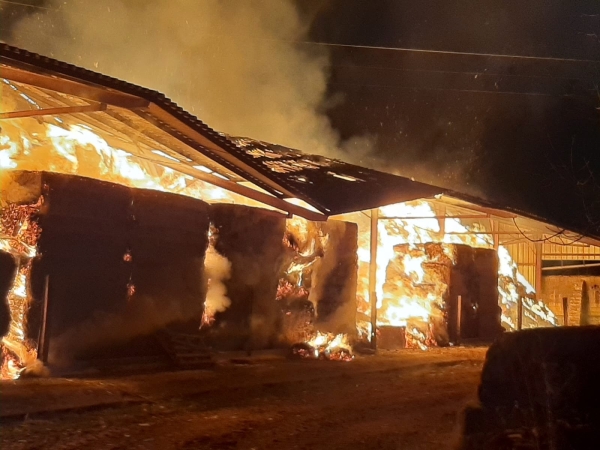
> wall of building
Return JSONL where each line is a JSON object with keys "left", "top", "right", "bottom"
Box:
{"left": 542, "top": 242, "right": 600, "bottom": 261}
{"left": 542, "top": 276, "right": 600, "bottom": 326}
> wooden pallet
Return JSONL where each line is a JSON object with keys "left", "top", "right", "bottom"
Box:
{"left": 156, "top": 331, "right": 213, "bottom": 369}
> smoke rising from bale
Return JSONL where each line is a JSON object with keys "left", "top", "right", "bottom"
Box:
{"left": 203, "top": 245, "right": 232, "bottom": 319}
{"left": 10, "top": 0, "right": 372, "bottom": 162}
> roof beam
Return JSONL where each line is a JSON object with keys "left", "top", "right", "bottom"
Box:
{"left": 543, "top": 262, "right": 600, "bottom": 271}
{"left": 542, "top": 253, "right": 600, "bottom": 257}
{"left": 0, "top": 103, "right": 106, "bottom": 120}
{"left": 103, "top": 108, "right": 242, "bottom": 181}
{"left": 379, "top": 214, "right": 490, "bottom": 220}
{"left": 94, "top": 132, "right": 327, "bottom": 221}
{"left": 141, "top": 157, "right": 328, "bottom": 222}
{"left": 445, "top": 231, "right": 537, "bottom": 235}
{"left": 143, "top": 104, "right": 301, "bottom": 200}
{"left": 0, "top": 64, "right": 149, "bottom": 109}
{"left": 87, "top": 107, "right": 302, "bottom": 210}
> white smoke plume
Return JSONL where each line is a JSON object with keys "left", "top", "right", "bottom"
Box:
{"left": 203, "top": 245, "right": 232, "bottom": 320}
{"left": 10, "top": 0, "right": 373, "bottom": 161}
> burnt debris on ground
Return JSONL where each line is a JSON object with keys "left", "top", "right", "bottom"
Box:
{"left": 0, "top": 348, "right": 485, "bottom": 450}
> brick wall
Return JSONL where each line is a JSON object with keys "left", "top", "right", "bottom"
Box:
{"left": 542, "top": 276, "right": 600, "bottom": 325}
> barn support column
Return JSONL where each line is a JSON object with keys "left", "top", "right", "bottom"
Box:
{"left": 535, "top": 241, "right": 543, "bottom": 300}
{"left": 369, "top": 208, "right": 379, "bottom": 350}
{"left": 490, "top": 219, "right": 499, "bottom": 251}
{"left": 37, "top": 275, "right": 51, "bottom": 364}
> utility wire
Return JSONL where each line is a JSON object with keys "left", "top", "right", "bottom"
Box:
{"left": 1, "top": 0, "right": 599, "bottom": 64}
{"left": 329, "top": 63, "right": 599, "bottom": 83}
{"left": 327, "top": 81, "right": 594, "bottom": 98}
{"left": 298, "top": 40, "right": 600, "bottom": 65}
{"left": 0, "top": 0, "right": 53, "bottom": 11}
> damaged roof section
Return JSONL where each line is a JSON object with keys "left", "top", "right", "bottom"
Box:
{"left": 229, "top": 136, "right": 443, "bottom": 215}
{"left": 0, "top": 43, "right": 443, "bottom": 217}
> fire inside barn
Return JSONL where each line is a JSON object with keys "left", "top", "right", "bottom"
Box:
{"left": 1, "top": 44, "right": 600, "bottom": 379}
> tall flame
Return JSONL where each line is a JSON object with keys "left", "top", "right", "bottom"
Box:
{"left": 0, "top": 200, "right": 43, "bottom": 379}
{"left": 0, "top": 118, "right": 270, "bottom": 207}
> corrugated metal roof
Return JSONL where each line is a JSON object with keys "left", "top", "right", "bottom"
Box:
{"left": 228, "top": 136, "right": 442, "bottom": 214}
{"left": 0, "top": 43, "right": 443, "bottom": 216}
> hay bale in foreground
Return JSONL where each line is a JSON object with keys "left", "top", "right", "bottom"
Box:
{"left": 461, "top": 326, "right": 600, "bottom": 449}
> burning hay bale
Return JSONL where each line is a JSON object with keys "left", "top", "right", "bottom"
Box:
{"left": 280, "top": 298, "right": 315, "bottom": 345}
{"left": 206, "top": 204, "right": 286, "bottom": 351}
{"left": 0, "top": 252, "right": 16, "bottom": 338}
{"left": 279, "top": 218, "right": 358, "bottom": 344}
{"left": 0, "top": 180, "right": 44, "bottom": 379}
{"left": 378, "top": 243, "right": 501, "bottom": 349}
{"left": 497, "top": 246, "right": 557, "bottom": 330}
{"left": 379, "top": 243, "right": 450, "bottom": 348}
{"left": 278, "top": 218, "right": 357, "bottom": 360}
{"left": 405, "top": 320, "right": 439, "bottom": 350}
{"left": 310, "top": 220, "right": 358, "bottom": 336}
{"left": 44, "top": 176, "right": 210, "bottom": 364}
{"left": 277, "top": 219, "right": 321, "bottom": 345}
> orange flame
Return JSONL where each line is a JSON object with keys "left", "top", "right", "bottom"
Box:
{"left": 352, "top": 199, "right": 556, "bottom": 349}
{"left": 0, "top": 199, "right": 43, "bottom": 379}
{"left": 295, "top": 331, "right": 353, "bottom": 361}
{"left": 0, "top": 118, "right": 273, "bottom": 208}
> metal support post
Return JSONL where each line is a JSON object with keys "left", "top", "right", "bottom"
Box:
{"left": 37, "top": 275, "right": 51, "bottom": 364}
{"left": 369, "top": 208, "right": 379, "bottom": 350}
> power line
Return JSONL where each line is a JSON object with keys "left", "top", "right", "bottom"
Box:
{"left": 327, "top": 81, "right": 596, "bottom": 98}
{"left": 0, "top": 0, "right": 53, "bottom": 11}
{"left": 1, "top": 0, "right": 598, "bottom": 64}
{"left": 329, "top": 63, "right": 599, "bottom": 83}
{"left": 298, "top": 40, "right": 600, "bottom": 65}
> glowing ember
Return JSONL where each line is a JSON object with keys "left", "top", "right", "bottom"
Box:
{"left": 292, "top": 332, "right": 353, "bottom": 361}
{"left": 0, "top": 200, "right": 43, "bottom": 379}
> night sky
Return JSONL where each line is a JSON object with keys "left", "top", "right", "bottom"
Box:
{"left": 1, "top": 0, "right": 599, "bottom": 231}
{"left": 306, "top": 0, "right": 600, "bottom": 231}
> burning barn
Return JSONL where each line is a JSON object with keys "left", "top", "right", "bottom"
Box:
{"left": 1, "top": 44, "right": 600, "bottom": 378}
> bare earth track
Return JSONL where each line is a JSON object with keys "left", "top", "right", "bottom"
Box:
{"left": 0, "top": 348, "right": 486, "bottom": 450}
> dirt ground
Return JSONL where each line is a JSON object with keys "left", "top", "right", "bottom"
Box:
{"left": 0, "top": 347, "right": 487, "bottom": 450}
